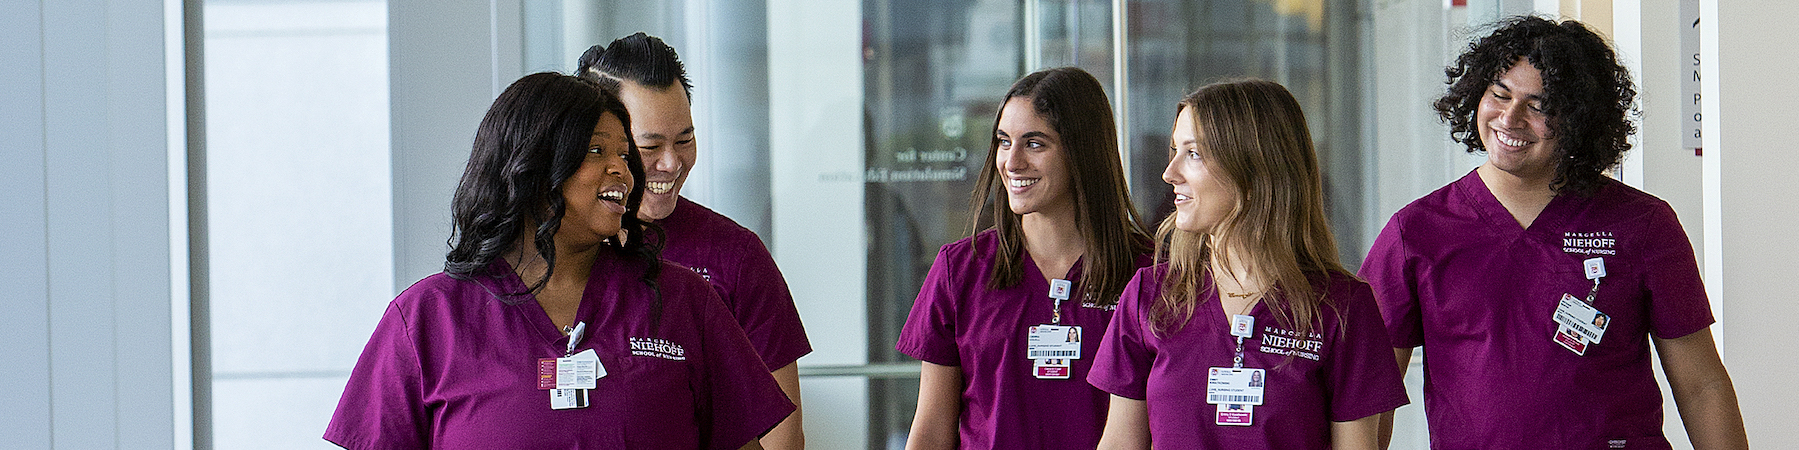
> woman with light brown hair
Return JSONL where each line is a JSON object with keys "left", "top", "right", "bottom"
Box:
{"left": 1089, "top": 79, "right": 1406, "bottom": 450}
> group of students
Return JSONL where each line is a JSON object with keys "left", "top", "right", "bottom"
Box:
{"left": 324, "top": 15, "right": 1749, "bottom": 450}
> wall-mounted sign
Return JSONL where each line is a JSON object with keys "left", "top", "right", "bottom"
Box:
{"left": 1681, "top": 0, "right": 1702, "bottom": 155}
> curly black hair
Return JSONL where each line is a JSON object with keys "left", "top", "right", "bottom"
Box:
{"left": 1434, "top": 15, "right": 1637, "bottom": 196}
{"left": 444, "top": 72, "right": 662, "bottom": 309}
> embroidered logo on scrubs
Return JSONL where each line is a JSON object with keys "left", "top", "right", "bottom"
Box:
{"left": 629, "top": 337, "right": 687, "bottom": 361}
{"left": 689, "top": 266, "right": 713, "bottom": 282}
{"left": 1258, "top": 326, "right": 1324, "bottom": 361}
{"left": 1563, "top": 231, "right": 1617, "bottom": 256}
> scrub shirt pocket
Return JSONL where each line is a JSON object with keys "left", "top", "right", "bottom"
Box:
{"left": 618, "top": 355, "right": 701, "bottom": 448}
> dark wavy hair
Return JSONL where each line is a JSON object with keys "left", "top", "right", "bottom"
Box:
{"left": 443, "top": 72, "right": 661, "bottom": 305}
{"left": 1434, "top": 15, "right": 1637, "bottom": 195}
{"left": 576, "top": 32, "right": 692, "bottom": 99}
{"left": 971, "top": 67, "right": 1153, "bottom": 306}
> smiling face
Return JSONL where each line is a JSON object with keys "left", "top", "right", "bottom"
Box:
{"left": 1477, "top": 59, "right": 1561, "bottom": 183}
{"left": 615, "top": 80, "right": 695, "bottom": 221}
{"left": 994, "top": 97, "right": 1074, "bottom": 220}
{"left": 1163, "top": 106, "right": 1238, "bottom": 234}
{"left": 558, "top": 112, "right": 635, "bottom": 247}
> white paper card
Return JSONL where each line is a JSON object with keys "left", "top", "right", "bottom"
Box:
{"left": 556, "top": 348, "right": 604, "bottom": 389}
{"left": 1026, "top": 325, "right": 1082, "bottom": 360}
{"left": 1206, "top": 367, "right": 1266, "bottom": 405}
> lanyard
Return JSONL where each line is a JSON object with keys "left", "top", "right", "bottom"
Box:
{"left": 1581, "top": 257, "right": 1607, "bottom": 305}
{"left": 1229, "top": 314, "right": 1254, "bottom": 369}
{"left": 1048, "top": 279, "right": 1073, "bottom": 325}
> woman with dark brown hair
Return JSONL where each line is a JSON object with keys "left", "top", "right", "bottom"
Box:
{"left": 898, "top": 67, "right": 1152, "bottom": 450}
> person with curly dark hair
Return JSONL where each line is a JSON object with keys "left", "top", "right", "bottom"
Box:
{"left": 1360, "top": 16, "right": 1747, "bottom": 449}
{"left": 324, "top": 72, "right": 792, "bottom": 449}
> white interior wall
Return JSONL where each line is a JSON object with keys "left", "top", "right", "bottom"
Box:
{"left": 389, "top": 0, "right": 525, "bottom": 291}
{"left": 202, "top": 2, "right": 393, "bottom": 447}
{"left": 768, "top": 0, "right": 869, "bottom": 447}
{"left": 1708, "top": 0, "right": 1799, "bottom": 447}
{"left": 0, "top": 0, "right": 178, "bottom": 447}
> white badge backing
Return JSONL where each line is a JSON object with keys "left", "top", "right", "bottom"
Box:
{"left": 549, "top": 388, "right": 588, "bottom": 410}
{"left": 556, "top": 348, "right": 605, "bottom": 389}
{"left": 1026, "top": 325, "right": 1082, "bottom": 360}
{"left": 1033, "top": 358, "right": 1072, "bottom": 379}
{"left": 1206, "top": 367, "right": 1266, "bottom": 405}
{"left": 1215, "top": 403, "right": 1254, "bottom": 426}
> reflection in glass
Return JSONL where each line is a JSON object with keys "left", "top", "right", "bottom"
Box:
{"left": 862, "top": 0, "right": 1022, "bottom": 446}
{"left": 1124, "top": 0, "right": 1367, "bottom": 266}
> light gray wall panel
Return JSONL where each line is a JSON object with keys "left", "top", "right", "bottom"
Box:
{"left": 0, "top": 0, "right": 53, "bottom": 445}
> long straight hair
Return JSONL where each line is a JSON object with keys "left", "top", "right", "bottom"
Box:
{"left": 1150, "top": 79, "right": 1349, "bottom": 336}
{"left": 970, "top": 67, "right": 1151, "bottom": 305}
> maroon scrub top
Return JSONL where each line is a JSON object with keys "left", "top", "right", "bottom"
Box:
{"left": 325, "top": 255, "right": 793, "bottom": 449}
{"left": 1362, "top": 170, "right": 1714, "bottom": 449}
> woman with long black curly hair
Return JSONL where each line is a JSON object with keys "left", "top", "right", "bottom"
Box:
{"left": 326, "top": 72, "right": 791, "bottom": 449}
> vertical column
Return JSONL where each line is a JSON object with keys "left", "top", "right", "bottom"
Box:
{"left": 688, "top": 0, "right": 774, "bottom": 237}
{"left": 1708, "top": 0, "right": 1799, "bottom": 447}
{"left": 768, "top": 0, "right": 868, "bottom": 447}
{"left": 0, "top": 0, "right": 53, "bottom": 445}
{"left": 389, "top": 0, "right": 524, "bottom": 289}
{"left": 1, "top": 0, "right": 177, "bottom": 446}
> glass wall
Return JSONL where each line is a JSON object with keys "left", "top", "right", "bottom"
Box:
{"left": 182, "top": 0, "right": 1462, "bottom": 447}
{"left": 527, "top": 1, "right": 1418, "bottom": 448}
{"left": 1123, "top": 0, "right": 1370, "bottom": 264}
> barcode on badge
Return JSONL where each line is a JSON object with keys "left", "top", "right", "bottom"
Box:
{"left": 1209, "top": 394, "right": 1256, "bottom": 403}
{"left": 1029, "top": 350, "right": 1078, "bottom": 358}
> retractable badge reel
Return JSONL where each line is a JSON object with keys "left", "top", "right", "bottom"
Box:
{"left": 1551, "top": 257, "right": 1611, "bottom": 356}
{"left": 1028, "top": 279, "right": 1081, "bottom": 379}
{"left": 1209, "top": 314, "right": 1263, "bottom": 426}
{"left": 538, "top": 322, "right": 605, "bottom": 410}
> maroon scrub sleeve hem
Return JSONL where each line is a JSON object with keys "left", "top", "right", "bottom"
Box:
{"left": 759, "top": 343, "right": 813, "bottom": 373}
{"left": 320, "top": 431, "right": 365, "bottom": 450}
{"left": 895, "top": 342, "right": 961, "bottom": 368}
{"left": 1085, "top": 378, "right": 1148, "bottom": 401}
{"left": 1327, "top": 393, "right": 1411, "bottom": 423}
{"left": 1649, "top": 318, "right": 1716, "bottom": 342}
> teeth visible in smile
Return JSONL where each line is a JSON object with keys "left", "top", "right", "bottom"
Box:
{"left": 1496, "top": 132, "right": 1529, "bottom": 147}
{"left": 1008, "top": 178, "right": 1037, "bottom": 188}
{"left": 1174, "top": 194, "right": 1191, "bottom": 201}
{"left": 598, "top": 190, "right": 625, "bottom": 202}
{"left": 646, "top": 181, "right": 674, "bottom": 194}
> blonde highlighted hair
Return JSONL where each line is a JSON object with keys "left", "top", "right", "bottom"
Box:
{"left": 1149, "top": 79, "right": 1350, "bottom": 337}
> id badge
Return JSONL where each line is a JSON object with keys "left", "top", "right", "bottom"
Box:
{"left": 1033, "top": 358, "right": 1072, "bottom": 379}
{"left": 1551, "top": 293, "right": 1609, "bottom": 344}
{"left": 549, "top": 388, "right": 588, "bottom": 410}
{"left": 1215, "top": 403, "right": 1254, "bottom": 426}
{"left": 1553, "top": 325, "right": 1590, "bottom": 355}
{"left": 1026, "top": 325, "right": 1082, "bottom": 360}
{"left": 556, "top": 348, "right": 605, "bottom": 389}
{"left": 1205, "top": 367, "right": 1266, "bottom": 405}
